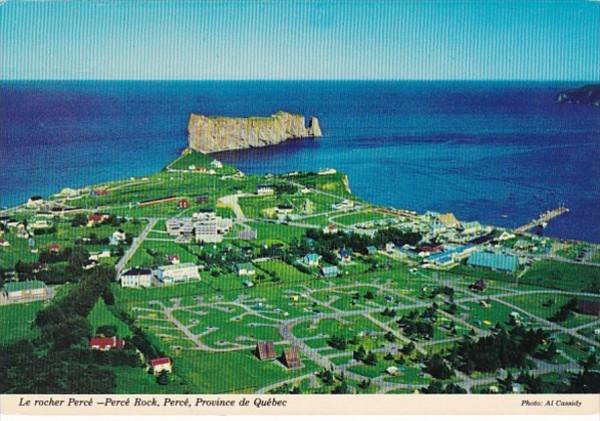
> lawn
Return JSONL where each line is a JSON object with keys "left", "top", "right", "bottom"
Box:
{"left": 519, "top": 260, "right": 600, "bottom": 292}
{"left": 87, "top": 299, "right": 133, "bottom": 337}
{"left": 330, "top": 210, "right": 388, "bottom": 227}
{"left": 255, "top": 259, "right": 312, "bottom": 282}
{"left": 171, "top": 349, "right": 319, "bottom": 393}
{"left": 0, "top": 301, "right": 43, "bottom": 344}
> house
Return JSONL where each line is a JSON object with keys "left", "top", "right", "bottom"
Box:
{"left": 210, "top": 159, "right": 223, "bottom": 169}
{"left": 276, "top": 204, "right": 294, "bottom": 215}
{"left": 255, "top": 341, "right": 276, "bottom": 360}
{"left": 168, "top": 255, "right": 180, "bottom": 265}
{"left": 194, "top": 220, "right": 222, "bottom": 243}
{"left": 89, "top": 336, "right": 125, "bottom": 351}
{"left": 321, "top": 265, "right": 339, "bottom": 278}
{"left": 438, "top": 213, "right": 461, "bottom": 229}
{"left": 111, "top": 229, "right": 127, "bottom": 244}
{"left": 338, "top": 248, "right": 352, "bottom": 264}
{"left": 92, "top": 188, "right": 109, "bottom": 196}
{"left": 281, "top": 347, "right": 302, "bottom": 369}
{"left": 166, "top": 217, "right": 194, "bottom": 237}
{"left": 385, "top": 242, "right": 396, "bottom": 253}
{"left": 237, "top": 229, "right": 257, "bottom": 240}
{"left": 87, "top": 213, "right": 108, "bottom": 227}
{"left": 89, "top": 249, "right": 111, "bottom": 261}
{"left": 386, "top": 366, "right": 400, "bottom": 376}
{"left": 242, "top": 279, "right": 255, "bottom": 288}
{"left": 332, "top": 199, "right": 354, "bottom": 211}
{"left": 154, "top": 263, "right": 201, "bottom": 285}
{"left": 82, "top": 259, "right": 97, "bottom": 270}
{"left": 120, "top": 268, "right": 154, "bottom": 288}
{"left": 236, "top": 263, "right": 255, "bottom": 276}
{"left": 467, "top": 251, "right": 519, "bottom": 273}
{"left": 31, "top": 219, "right": 50, "bottom": 229}
{"left": 257, "top": 185, "right": 274, "bottom": 196}
{"left": 178, "top": 198, "right": 189, "bottom": 209}
{"left": 150, "top": 357, "right": 173, "bottom": 374}
{"left": 0, "top": 238, "right": 10, "bottom": 248}
{"left": 302, "top": 253, "right": 321, "bottom": 267}
{"left": 469, "top": 279, "right": 487, "bottom": 292}
{"left": 366, "top": 246, "right": 377, "bottom": 255}
{"left": 323, "top": 224, "right": 338, "bottom": 235}
{"left": 576, "top": 300, "right": 600, "bottom": 317}
{"left": 196, "top": 194, "right": 209, "bottom": 204}
{"left": 48, "top": 243, "right": 61, "bottom": 254}
{"left": 0, "top": 281, "right": 50, "bottom": 304}
{"left": 27, "top": 196, "right": 44, "bottom": 208}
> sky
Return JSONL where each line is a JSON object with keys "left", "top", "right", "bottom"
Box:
{"left": 1, "top": 0, "right": 599, "bottom": 81}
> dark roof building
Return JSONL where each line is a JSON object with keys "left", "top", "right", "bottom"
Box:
{"left": 255, "top": 341, "right": 276, "bottom": 360}
{"left": 281, "top": 347, "right": 302, "bottom": 369}
{"left": 577, "top": 300, "right": 600, "bottom": 317}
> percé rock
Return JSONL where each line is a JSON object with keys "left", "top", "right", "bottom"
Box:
{"left": 188, "top": 111, "right": 322, "bottom": 153}
{"left": 556, "top": 84, "right": 600, "bottom": 108}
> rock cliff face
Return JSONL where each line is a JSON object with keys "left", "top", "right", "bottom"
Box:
{"left": 188, "top": 111, "right": 322, "bottom": 153}
{"left": 556, "top": 84, "right": 600, "bottom": 107}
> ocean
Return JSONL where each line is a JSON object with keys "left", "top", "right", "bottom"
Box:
{"left": 1, "top": 81, "right": 599, "bottom": 242}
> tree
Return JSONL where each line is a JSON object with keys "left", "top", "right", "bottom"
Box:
{"left": 331, "top": 381, "right": 350, "bottom": 394}
{"left": 353, "top": 345, "right": 366, "bottom": 362}
{"left": 364, "top": 351, "right": 378, "bottom": 366}
{"left": 157, "top": 370, "right": 169, "bottom": 386}
{"left": 96, "top": 325, "right": 117, "bottom": 337}
{"left": 425, "top": 354, "right": 453, "bottom": 379}
{"left": 319, "top": 369, "right": 334, "bottom": 386}
{"left": 384, "top": 331, "right": 395, "bottom": 343}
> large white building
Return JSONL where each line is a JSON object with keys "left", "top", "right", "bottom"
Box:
{"left": 194, "top": 220, "right": 222, "bottom": 243}
{"left": 120, "top": 268, "right": 154, "bottom": 288}
{"left": 154, "top": 263, "right": 201, "bottom": 285}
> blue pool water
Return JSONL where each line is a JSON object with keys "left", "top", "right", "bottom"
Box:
{"left": 1, "top": 81, "right": 599, "bottom": 242}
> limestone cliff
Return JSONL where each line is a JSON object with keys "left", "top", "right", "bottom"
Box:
{"left": 188, "top": 111, "right": 322, "bottom": 153}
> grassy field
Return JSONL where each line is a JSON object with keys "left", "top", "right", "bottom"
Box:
{"left": 87, "top": 299, "right": 133, "bottom": 337}
{"left": 519, "top": 260, "right": 600, "bottom": 292}
{"left": 330, "top": 210, "right": 389, "bottom": 226}
{"left": 0, "top": 301, "right": 43, "bottom": 344}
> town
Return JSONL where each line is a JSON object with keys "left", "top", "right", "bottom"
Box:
{"left": 0, "top": 150, "right": 599, "bottom": 394}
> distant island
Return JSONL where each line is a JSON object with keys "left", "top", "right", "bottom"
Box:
{"left": 187, "top": 110, "right": 322, "bottom": 153}
{"left": 556, "top": 84, "right": 600, "bottom": 107}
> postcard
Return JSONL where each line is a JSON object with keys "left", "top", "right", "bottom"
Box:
{"left": 0, "top": 0, "right": 599, "bottom": 417}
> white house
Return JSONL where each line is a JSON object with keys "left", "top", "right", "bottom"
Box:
{"left": 236, "top": 263, "right": 256, "bottom": 276}
{"left": 154, "top": 263, "right": 201, "bottom": 285}
{"left": 111, "top": 230, "right": 127, "bottom": 245}
{"left": 120, "top": 268, "right": 154, "bottom": 288}
{"left": 257, "top": 185, "right": 275, "bottom": 196}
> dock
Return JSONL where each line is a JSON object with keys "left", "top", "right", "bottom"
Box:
{"left": 515, "top": 206, "right": 570, "bottom": 234}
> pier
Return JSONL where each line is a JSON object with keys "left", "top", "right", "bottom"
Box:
{"left": 515, "top": 206, "right": 570, "bottom": 234}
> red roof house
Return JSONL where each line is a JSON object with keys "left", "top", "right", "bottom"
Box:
{"left": 89, "top": 336, "right": 125, "bottom": 351}
{"left": 150, "top": 357, "right": 173, "bottom": 374}
{"left": 48, "top": 243, "right": 61, "bottom": 253}
{"left": 178, "top": 198, "right": 189, "bottom": 209}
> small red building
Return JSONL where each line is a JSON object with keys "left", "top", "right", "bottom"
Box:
{"left": 150, "top": 357, "right": 173, "bottom": 374}
{"left": 178, "top": 198, "right": 189, "bottom": 209}
{"left": 89, "top": 336, "right": 125, "bottom": 351}
{"left": 48, "top": 243, "right": 61, "bottom": 254}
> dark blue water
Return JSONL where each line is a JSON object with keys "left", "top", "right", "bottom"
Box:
{"left": 1, "top": 81, "right": 599, "bottom": 242}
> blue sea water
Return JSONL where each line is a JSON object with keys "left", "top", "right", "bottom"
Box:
{"left": 1, "top": 81, "right": 599, "bottom": 242}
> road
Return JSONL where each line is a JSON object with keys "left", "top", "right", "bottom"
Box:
{"left": 115, "top": 217, "right": 158, "bottom": 274}
{"left": 218, "top": 194, "right": 247, "bottom": 221}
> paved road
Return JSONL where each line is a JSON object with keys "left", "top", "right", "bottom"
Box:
{"left": 218, "top": 194, "right": 247, "bottom": 221}
{"left": 115, "top": 217, "right": 158, "bottom": 274}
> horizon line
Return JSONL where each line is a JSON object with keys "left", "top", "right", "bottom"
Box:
{"left": 2, "top": 78, "right": 599, "bottom": 83}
